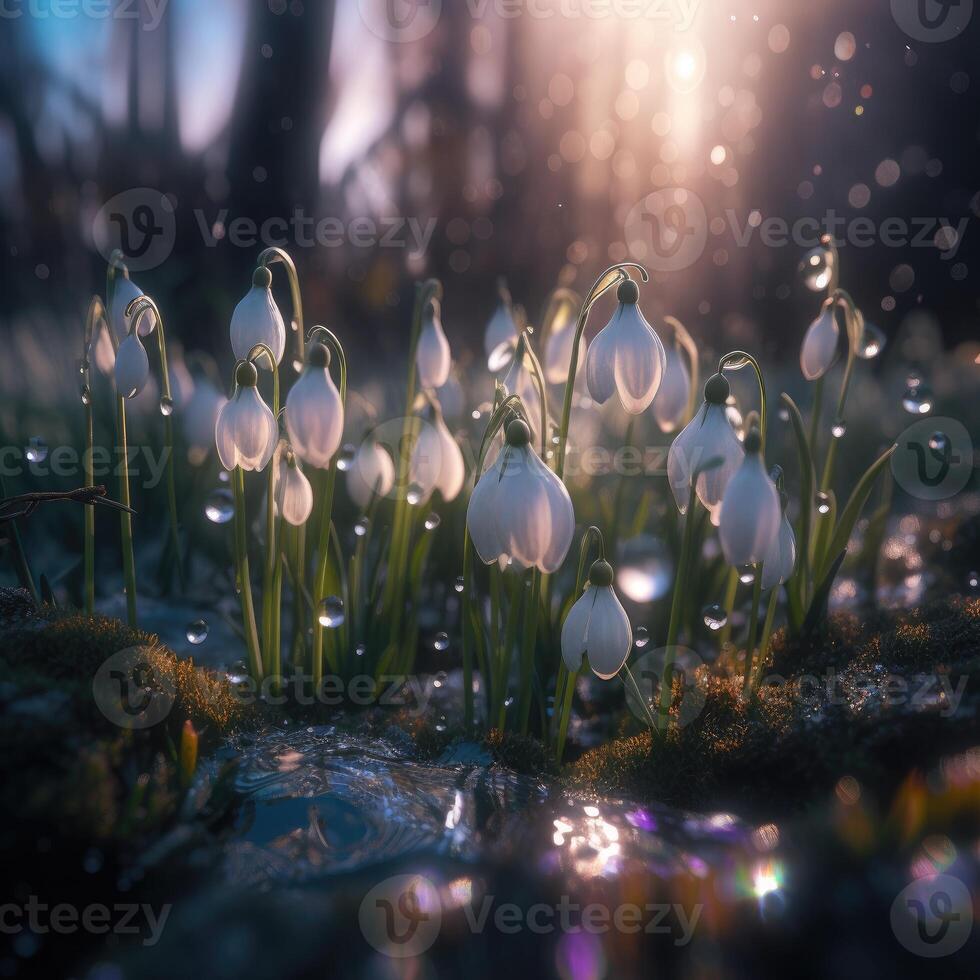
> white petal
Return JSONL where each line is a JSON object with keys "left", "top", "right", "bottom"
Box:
{"left": 347, "top": 442, "right": 395, "bottom": 509}
{"left": 230, "top": 286, "right": 286, "bottom": 364}
{"left": 666, "top": 408, "right": 700, "bottom": 514}
{"left": 544, "top": 309, "right": 584, "bottom": 384}
{"left": 697, "top": 404, "right": 745, "bottom": 525}
{"left": 585, "top": 321, "right": 617, "bottom": 405}
{"left": 214, "top": 398, "right": 239, "bottom": 471}
{"left": 560, "top": 586, "right": 596, "bottom": 673}
{"left": 493, "top": 447, "right": 553, "bottom": 569}
{"left": 800, "top": 308, "right": 838, "bottom": 381}
{"left": 761, "top": 514, "right": 797, "bottom": 590}
{"left": 466, "top": 455, "right": 505, "bottom": 564}
{"left": 114, "top": 334, "right": 150, "bottom": 399}
{"left": 110, "top": 277, "right": 156, "bottom": 338}
{"left": 719, "top": 455, "right": 781, "bottom": 567}
{"left": 484, "top": 303, "right": 517, "bottom": 356}
{"left": 653, "top": 346, "right": 690, "bottom": 433}
{"left": 409, "top": 420, "right": 444, "bottom": 503}
{"left": 612, "top": 305, "right": 666, "bottom": 414}
{"left": 434, "top": 416, "right": 465, "bottom": 502}
{"left": 533, "top": 453, "right": 575, "bottom": 573}
{"left": 232, "top": 386, "right": 278, "bottom": 471}
{"left": 587, "top": 586, "right": 633, "bottom": 680}
{"left": 416, "top": 314, "right": 451, "bottom": 389}
{"left": 276, "top": 459, "right": 314, "bottom": 526}
{"left": 285, "top": 368, "right": 344, "bottom": 469}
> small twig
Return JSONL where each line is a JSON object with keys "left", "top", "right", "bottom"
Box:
{"left": 0, "top": 486, "right": 135, "bottom": 522}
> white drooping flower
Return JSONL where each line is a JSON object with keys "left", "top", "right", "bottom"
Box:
{"left": 416, "top": 297, "right": 451, "bottom": 390}
{"left": 718, "top": 428, "right": 781, "bottom": 567}
{"left": 409, "top": 409, "right": 465, "bottom": 504}
{"left": 543, "top": 303, "right": 584, "bottom": 384}
{"left": 652, "top": 342, "right": 691, "bottom": 433}
{"left": 667, "top": 373, "right": 744, "bottom": 525}
{"left": 111, "top": 276, "right": 156, "bottom": 338}
{"left": 435, "top": 370, "right": 465, "bottom": 421}
{"left": 230, "top": 266, "right": 286, "bottom": 365}
{"left": 285, "top": 342, "right": 344, "bottom": 470}
{"left": 800, "top": 303, "right": 839, "bottom": 381}
{"left": 760, "top": 502, "right": 797, "bottom": 590}
{"left": 114, "top": 332, "right": 150, "bottom": 399}
{"left": 466, "top": 418, "right": 575, "bottom": 574}
{"left": 214, "top": 361, "right": 278, "bottom": 472}
{"left": 561, "top": 559, "right": 632, "bottom": 680}
{"left": 183, "top": 377, "right": 227, "bottom": 464}
{"left": 586, "top": 279, "right": 666, "bottom": 414}
{"left": 346, "top": 439, "right": 396, "bottom": 509}
{"left": 273, "top": 444, "right": 314, "bottom": 527}
{"left": 484, "top": 298, "right": 518, "bottom": 359}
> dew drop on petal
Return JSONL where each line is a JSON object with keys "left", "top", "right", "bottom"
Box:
{"left": 204, "top": 488, "right": 234, "bottom": 524}
{"left": 815, "top": 491, "right": 832, "bottom": 516}
{"left": 317, "top": 595, "right": 345, "bottom": 628}
{"left": 159, "top": 396, "right": 175, "bottom": 417}
{"left": 703, "top": 604, "right": 728, "bottom": 631}
{"left": 25, "top": 437, "right": 48, "bottom": 463}
{"left": 633, "top": 626, "right": 650, "bottom": 649}
{"left": 831, "top": 419, "right": 846, "bottom": 439}
{"left": 424, "top": 512, "right": 441, "bottom": 531}
{"left": 185, "top": 619, "right": 209, "bottom": 644}
{"left": 336, "top": 444, "right": 356, "bottom": 471}
{"left": 434, "top": 631, "right": 450, "bottom": 651}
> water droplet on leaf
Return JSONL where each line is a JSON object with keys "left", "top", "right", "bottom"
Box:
{"left": 703, "top": 604, "right": 728, "bottom": 631}
{"left": 204, "top": 488, "right": 234, "bottom": 524}
{"left": 186, "top": 619, "right": 209, "bottom": 644}
{"left": 317, "top": 595, "right": 345, "bottom": 628}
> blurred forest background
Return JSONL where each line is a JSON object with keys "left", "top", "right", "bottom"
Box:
{"left": 0, "top": 0, "right": 977, "bottom": 372}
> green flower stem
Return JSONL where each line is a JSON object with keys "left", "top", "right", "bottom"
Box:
{"left": 125, "top": 296, "right": 185, "bottom": 593}
{"left": 808, "top": 376, "right": 824, "bottom": 467}
{"left": 307, "top": 327, "right": 347, "bottom": 689}
{"left": 258, "top": 246, "right": 305, "bottom": 367}
{"left": 820, "top": 289, "right": 860, "bottom": 493}
{"left": 232, "top": 466, "right": 264, "bottom": 683}
{"left": 496, "top": 569, "right": 524, "bottom": 730}
{"left": 718, "top": 566, "right": 739, "bottom": 650}
{"left": 610, "top": 417, "right": 636, "bottom": 560}
{"left": 516, "top": 331, "right": 549, "bottom": 457}
{"left": 718, "top": 351, "right": 767, "bottom": 448}
{"left": 382, "top": 280, "right": 442, "bottom": 661}
{"left": 81, "top": 296, "right": 106, "bottom": 615}
{"left": 461, "top": 533, "right": 476, "bottom": 731}
{"left": 756, "top": 586, "right": 780, "bottom": 690}
{"left": 517, "top": 567, "right": 541, "bottom": 734}
{"left": 555, "top": 263, "right": 648, "bottom": 478}
{"left": 743, "top": 563, "right": 764, "bottom": 695}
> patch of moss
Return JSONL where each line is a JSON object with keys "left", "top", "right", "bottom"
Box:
{"left": 568, "top": 596, "right": 980, "bottom": 818}
{"left": 484, "top": 729, "right": 556, "bottom": 777}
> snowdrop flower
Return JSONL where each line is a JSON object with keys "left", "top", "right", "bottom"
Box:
{"left": 484, "top": 296, "right": 518, "bottom": 359}
{"left": 652, "top": 342, "right": 691, "bottom": 433}
{"left": 111, "top": 276, "right": 155, "bottom": 338}
{"left": 543, "top": 304, "right": 584, "bottom": 384}
{"left": 285, "top": 342, "right": 344, "bottom": 469}
{"left": 586, "top": 279, "right": 666, "bottom": 414}
{"left": 274, "top": 445, "right": 314, "bottom": 527}
{"left": 435, "top": 370, "right": 464, "bottom": 421}
{"left": 760, "top": 491, "right": 797, "bottom": 590}
{"left": 409, "top": 409, "right": 465, "bottom": 504}
{"left": 416, "top": 297, "right": 451, "bottom": 390}
{"left": 215, "top": 361, "right": 278, "bottom": 472}
{"left": 667, "top": 373, "right": 744, "bottom": 525}
{"left": 561, "top": 559, "right": 632, "bottom": 680}
{"left": 800, "top": 302, "right": 839, "bottom": 381}
{"left": 466, "top": 418, "right": 574, "bottom": 573}
{"left": 347, "top": 439, "right": 396, "bottom": 509}
{"left": 183, "top": 377, "right": 227, "bottom": 465}
{"left": 114, "top": 332, "right": 150, "bottom": 399}
{"left": 230, "top": 266, "right": 286, "bottom": 365}
{"left": 719, "top": 428, "right": 780, "bottom": 568}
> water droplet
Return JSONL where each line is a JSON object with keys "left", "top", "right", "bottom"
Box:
{"left": 816, "top": 491, "right": 832, "bottom": 515}
{"left": 204, "top": 488, "right": 234, "bottom": 524}
{"left": 435, "top": 715, "right": 448, "bottom": 732}
{"left": 503, "top": 696, "right": 514, "bottom": 708}
{"left": 186, "top": 619, "right": 209, "bottom": 644}
{"left": 434, "top": 631, "right": 450, "bottom": 651}
{"left": 424, "top": 512, "right": 441, "bottom": 531}
{"left": 856, "top": 322, "right": 885, "bottom": 359}
{"left": 703, "top": 604, "right": 728, "bottom": 631}
{"left": 292, "top": 359, "right": 303, "bottom": 374}
{"left": 902, "top": 384, "right": 933, "bottom": 415}
{"left": 80, "top": 384, "right": 92, "bottom": 406}
{"left": 355, "top": 643, "right": 366, "bottom": 657}
{"left": 777, "top": 407, "right": 790, "bottom": 422}
{"left": 831, "top": 419, "right": 846, "bottom": 438}
{"left": 159, "top": 396, "right": 174, "bottom": 417}
{"left": 738, "top": 564, "right": 756, "bottom": 584}
{"left": 928, "top": 431, "right": 948, "bottom": 453}
{"left": 471, "top": 409, "right": 482, "bottom": 420}
{"left": 633, "top": 626, "right": 650, "bottom": 649}
{"left": 354, "top": 518, "right": 369, "bottom": 537}
{"left": 79, "top": 357, "right": 90, "bottom": 374}
{"left": 218, "top": 469, "right": 231, "bottom": 483}
{"left": 317, "top": 595, "right": 345, "bottom": 628}
{"left": 406, "top": 483, "right": 424, "bottom": 506}
{"left": 226, "top": 661, "right": 249, "bottom": 685}
{"left": 454, "top": 576, "right": 465, "bottom": 593}
{"left": 336, "top": 444, "right": 356, "bottom": 471}
{"left": 800, "top": 246, "right": 832, "bottom": 291}
{"left": 967, "top": 571, "right": 979, "bottom": 591}
{"left": 25, "top": 437, "right": 48, "bottom": 463}
{"left": 906, "top": 370, "right": 923, "bottom": 388}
